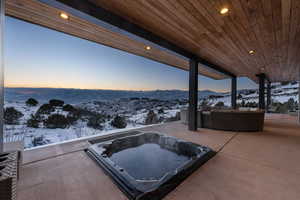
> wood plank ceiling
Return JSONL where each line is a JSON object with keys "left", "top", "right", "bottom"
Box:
{"left": 5, "top": 0, "right": 228, "bottom": 80}
{"left": 93, "top": 0, "right": 300, "bottom": 82}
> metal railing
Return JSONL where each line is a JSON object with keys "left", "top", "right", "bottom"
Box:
{"left": 4, "top": 135, "right": 24, "bottom": 143}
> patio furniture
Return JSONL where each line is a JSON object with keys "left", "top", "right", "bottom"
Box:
{"left": 0, "top": 151, "right": 20, "bottom": 200}
{"left": 180, "top": 108, "right": 202, "bottom": 126}
{"left": 205, "top": 110, "right": 265, "bottom": 131}
{"left": 181, "top": 109, "right": 265, "bottom": 131}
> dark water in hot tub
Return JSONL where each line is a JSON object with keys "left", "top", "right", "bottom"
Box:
{"left": 109, "top": 143, "right": 190, "bottom": 180}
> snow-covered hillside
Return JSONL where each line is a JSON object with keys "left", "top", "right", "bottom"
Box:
{"left": 207, "top": 82, "right": 299, "bottom": 106}
{"left": 4, "top": 98, "right": 184, "bottom": 149}
{"left": 4, "top": 82, "right": 298, "bottom": 149}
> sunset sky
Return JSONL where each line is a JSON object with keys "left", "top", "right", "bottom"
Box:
{"left": 4, "top": 16, "right": 257, "bottom": 92}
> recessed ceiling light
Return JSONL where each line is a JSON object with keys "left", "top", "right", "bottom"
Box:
{"left": 60, "top": 12, "right": 69, "bottom": 20}
{"left": 249, "top": 50, "right": 255, "bottom": 55}
{"left": 220, "top": 7, "right": 229, "bottom": 15}
{"left": 261, "top": 67, "right": 265, "bottom": 71}
{"left": 145, "top": 46, "right": 151, "bottom": 50}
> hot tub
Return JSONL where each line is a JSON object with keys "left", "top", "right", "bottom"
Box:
{"left": 86, "top": 132, "right": 215, "bottom": 200}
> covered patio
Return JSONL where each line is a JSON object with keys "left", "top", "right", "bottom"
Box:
{"left": 15, "top": 114, "right": 300, "bottom": 200}
{"left": 2, "top": 0, "right": 300, "bottom": 129}
{"left": 1, "top": 0, "right": 300, "bottom": 200}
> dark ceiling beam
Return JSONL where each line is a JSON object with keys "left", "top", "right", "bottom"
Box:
{"left": 55, "top": 0, "right": 235, "bottom": 77}
{"left": 197, "top": 58, "right": 235, "bottom": 77}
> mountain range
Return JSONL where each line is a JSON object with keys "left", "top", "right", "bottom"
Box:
{"left": 4, "top": 87, "right": 223, "bottom": 104}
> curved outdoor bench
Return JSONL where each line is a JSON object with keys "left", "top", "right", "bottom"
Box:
{"left": 181, "top": 109, "right": 265, "bottom": 132}
{"left": 206, "top": 110, "right": 265, "bottom": 132}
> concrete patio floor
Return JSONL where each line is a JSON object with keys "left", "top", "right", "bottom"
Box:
{"left": 15, "top": 114, "right": 300, "bottom": 200}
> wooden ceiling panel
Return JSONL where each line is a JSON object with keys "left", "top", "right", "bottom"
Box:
{"left": 5, "top": 0, "right": 229, "bottom": 80}
{"left": 94, "top": 0, "right": 300, "bottom": 82}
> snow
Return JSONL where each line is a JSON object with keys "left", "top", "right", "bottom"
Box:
{"left": 209, "top": 96, "right": 231, "bottom": 106}
{"left": 4, "top": 82, "right": 299, "bottom": 149}
{"left": 24, "top": 123, "right": 161, "bottom": 151}
{"left": 272, "top": 94, "right": 298, "bottom": 103}
{"left": 4, "top": 99, "right": 184, "bottom": 149}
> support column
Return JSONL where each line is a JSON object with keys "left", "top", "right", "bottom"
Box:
{"left": 231, "top": 76, "right": 237, "bottom": 109}
{"left": 188, "top": 58, "right": 198, "bottom": 131}
{"left": 0, "top": 0, "right": 4, "bottom": 153}
{"left": 256, "top": 74, "right": 266, "bottom": 110}
{"left": 267, "top": 81, "right": 271, "bottom": 113}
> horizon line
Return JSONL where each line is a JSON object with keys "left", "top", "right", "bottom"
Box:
{"left": 4, "top": 86, "right": 230, "bottom": 93}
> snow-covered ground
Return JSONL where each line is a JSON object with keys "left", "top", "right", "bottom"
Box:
{"left": 210, "top": 82, "right": 298, "bottom": 106}
{"left": 4, "top": 99, "right": 183, "bottom": 149}
{"left": 4, "top": 82, "right": 299, "bottom": 149}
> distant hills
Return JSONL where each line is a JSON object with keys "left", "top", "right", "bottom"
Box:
{"left": 4, "top": 87, "right": 224, "bottom": 104}
{"left": 5, "top": 82, "right": 298, "bottom": 104}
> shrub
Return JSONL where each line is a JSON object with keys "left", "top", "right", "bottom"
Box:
{"left": 209, "top": 95, "right": 224, "bottom": 99}
{"left": 272, "top": 99, "right": 297, "bottom": 113}
{"left": 145, "top": 110, "right": 159, "bottom": 125}
{"left": 4, "top": 107, "right": 23, "bottom": 125}
{"left": 62, "top": 104, "right": 76, "bottom": 112}
{"left": 71, "top": 108, "right": 109, "bottom": 120}
{"left": 66, "top": 113, "right": 80, "bottom": 125}
{"left": 110, "top": 115, "right": 127, "bottom": 129}
{"left": 245, "top": 101, "right": 258, "bottom": 108}
{"left": 44, "top": 114, "right": 70, "bottom": 129}
{"left": 49, "top": 99, "right": 64, "bottom": 107}
{"left": 27, "top": 114, "right": 41, "bottom": 128}
{"left": 37, "top": 104, "right": 55, "bottom": 114}
{"left": 200, "top": 99, "right": 212, "bottom": 111}
{"left": 71, "top": 108, "right": 94, "bottom": 119}
{"left": 240, "top": 100, "right": 246, "bottom": 107}
{"left": 281, "top": 81, "right": 289, "bottom": 86}
{"left": 275, "top": 103, "right": 288, "bottom": 113}
{"left": 287, "top": 98, "right": 296, "bottom": 111}
{"left": 215, "top": 101, "right": 225, "bottom": 108}
{"left": 200, "top": 99, "right": 209, "bottom": 106}
{"left": 87, "top": 115, "right": 105, "bottom": 130}
{"left": 165, "top": 112, "right": 180, "bottom": 122}
{"left": 291, "top": 81, "right": 298, "bottom": 85}
{"left": 158, "top": 108, "right": 164, "bottom": 114}
{"left": 26, "top": 98, "right": 39, "bottom": 106}
{"left": 32, "top": 135, "right": 49, "bottom": 147}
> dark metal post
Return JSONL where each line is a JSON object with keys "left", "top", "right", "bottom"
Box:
{"left": 266, "top": 81, "right": 271, "bottom": 113}
{"left": 188, "top": 59, "right": 198, "bottom": 131}
{"left": 257, "top": 74, "right": 266, "bottom": 110}
{"left": 231, "top": 76, "right": 237, "bottom": 109}
{"left": 0, "top": 0, "right": 4, "bottom": 153}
